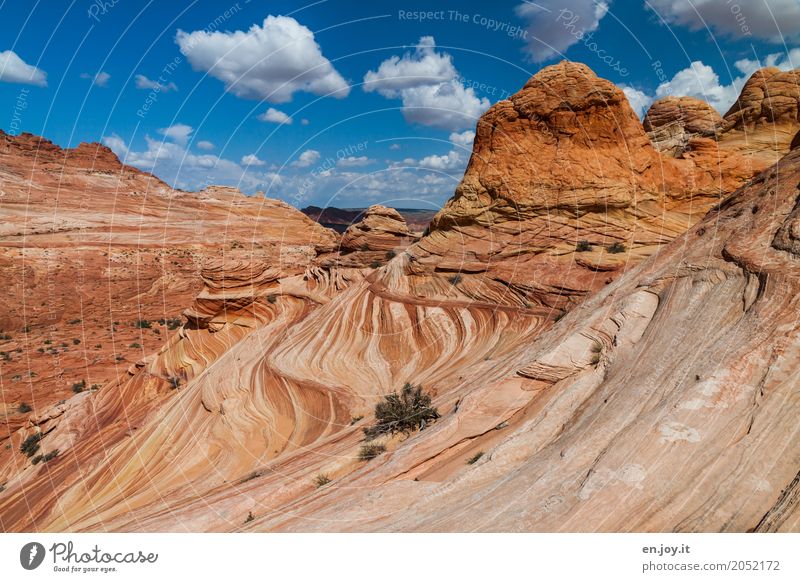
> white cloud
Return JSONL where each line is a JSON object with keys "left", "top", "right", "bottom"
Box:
{"left": 337, "top": 156, "right": 373, "bottom": 168}
{"left": 258, "top": 107, "right": 293, "bottom": 124}
{"left": 241, "top": 154, "right": 266, "bottom": 166}
{"left": 389, "top": 143, "right": 401, "bottom": 151}
{"left": 81, "top": 71, "right": 111, "bottom": 87}
{"left": 417, "top": 150, "right": 464, "bottom": 171}
{"left": 514, "top": 0, "right": 610, "bottom": 62}
{"left": 158, "top": 123, "right": 193, "bottom": 146}
{"left": 292, "top": 149, "right": 320, "bottom": 167}
{"left": 621, "top": 86, "right": 653, "bottom": 118}
{"left": 101, "top": 133, "right": 278, "bottom": 192}
{"left": 134, "top": 74, "right": 178, "bottom": 92}
{"left": 196, "top": 140, "right": 214, "bottom": 150}
{"left": 648, "top": 0, "right": 800, "bottom": 42}
{"left": 629, "top": 50, "right": 799, "bottom": 118}
{"left": 363, "top": 37, "right": 490, "bottom": 131}
{"left": 448, "top": 130, "right": 475, "bottom": 149}
{"left": 300, "top": 118, "right": 310, "bottom": 125}
{"left": 176, "top": 15, "right": 350, "bottom": 102}
{"left": 0, "top": 50, "right": 47, "bottom": 86}
{"left": 102, "top": 134, "right": 128, "bottom": 156}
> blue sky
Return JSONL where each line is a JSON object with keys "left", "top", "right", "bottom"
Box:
{"left": 1, "top": 0, "right": 799, "bottom": 208}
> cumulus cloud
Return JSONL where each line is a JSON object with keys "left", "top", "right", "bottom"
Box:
{"left": 176, "top": 15, "right": 350, "bottom": 102}
{"left": 337, "top": 156, "right": 373, "bottom": 168}
{"left": 0, "top": 50, "right": 47, "bottom": 86}
{"left": 241, "top": 154, "right": 266, "bottom": 166}
{"left": 258, "top": 107, "right": 293, "bottom": 124}
{"left": 389, "top": 143, "right": 401, "bottom": 151}
{"left": 514, "top": 0, "right": 610, "bottom": 62}
{"left": 102, "top": 133, "right": 278, "bottom": 192}
{"left": 648, "top": 0, "right": 800, "bottom": 42}
{"left": 81, "top": 71, "right": 111, "bottom": 87}
{"left": 196, "top": 140, "right": 214, "bottom": 150}
{"left": 158, "top": 123, "right": 193, "bottom": 146}
{"left": 449, "top": 130, "right": 475, "bottom": 149}
{"left": 135, "top": 74, "right": 178, "bottom": 92}
{"left": 630, "top": 50, "right": 799, "bottom": 117}
{"left": 292, "top": 149, "right": 321, "bottom": 168}
{"left": 621, "top": 86, "right": 654, "bottom": 118}
{"left": 102, "top": 133, "right": 128, "bottom": 156}
{"left": 363, "top": 37, "right": 490, "bottom": 131}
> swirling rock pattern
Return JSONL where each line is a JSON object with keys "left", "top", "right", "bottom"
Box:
{"left": 2, "top": 63, "right": 800, "bottom": 532}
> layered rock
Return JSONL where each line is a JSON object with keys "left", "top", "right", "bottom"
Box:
{"left": 321, "top": 205, "right": 419, "bottom": 268}
{"left": 3, "top": 62, "right": 800, "bottom": 534}
{"left": 643, "top": 96, "right": 723, "bottom": 155}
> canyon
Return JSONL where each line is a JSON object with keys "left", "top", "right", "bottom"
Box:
{"left": 1, "top": 61, "right": 799, "bottom": 532}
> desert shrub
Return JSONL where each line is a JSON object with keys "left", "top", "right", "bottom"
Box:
{"left": 466, "top": 451, "right": 484, "bottom": 465}
{"left": 20, "top": 433, "right": 43, "bottom": 457}
{"left": 245, "top": 511, "right": 254, "bottom": 523}
{"left": 370, "top": 261, "right": 382, "bottom": 269}
{"left": 135, "top": 319, "right": 152, "bottom": 329}
{"left": 448, "top": 274, "right": 463, "bottom": 285}
{"left": 18, "top": 402, "right": 32, "bottom": 413}
{"left": 266, "top": 294, "right": 277, "bottom": 304}
{"left": 72, "top": 380, "right": 86, "bottom": 393}
{"left": 358, "top": 443, "right": 386, "bottom": 461}
{"left": 32, "top": 449, "right": 59, "bottom": 465}
{"left": 385, "top": 250, "right": 396, "bottom": 260}
{"left": 607, "top": 242, "right": 626, "bottom": 254}
{"left": 72, "top": 338, "right": 81, "bottom": 345}
{"left": 360, "top": 243, "right": 370, "bottom": 251}
{"left": 68, "top": 319, "right": 81, "bottom": 325}
{"left": 364, "top": 383, "right": 439, "bottom": 439}
{"left": 576, "top": 240, "right": 592, "bottom": 252}
{"left": 130, "top": 342, "right": 141, "bottom": 348}
{"left": 349, "top": 415, "right": 364, "bottom": 425}
{"left": 167, "top": 376, "right": 181, "bottom": 389}
{"left": 314, "top": 474, "right": 332, "bottom": 487}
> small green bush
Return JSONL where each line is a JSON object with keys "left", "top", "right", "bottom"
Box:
{"left": 167, "top": 376, "right": 181, "bottom": 389}
{"left": 448, "top": 274, "right": 463, "bottom": 285}
{"left": 607, "top": 242, "right": 626, "bottom": 254}
{"left": 466, "top": 451, "right": 484, "bottom": 465}
{"left": 370, "top": 261, "right": 382, "bottom": 269}
{"left": 130, "top": 342, "right": 141, "bottom": 348}
{"left": 358, "top": 443, "right": 386, "bottom": 461}
{"left": 364, "top": 383, "right": 439, "bottom": 439}
{"left": 20, "top": 433, "right": 43, "bottom": 457}
{"left": 314, "top": 474, "right": 332, "bottom": 487}
{"left": 18, "top": 402, "right": 32, "bottom": 413}
{"left": 135, "top": 319, "right": 152, "bottom": 329}
{"left": 385, "top": 250, "right": 396, "bottom": 260}
{"left": 72, "top": 379, "right": 86, "bottom": 393}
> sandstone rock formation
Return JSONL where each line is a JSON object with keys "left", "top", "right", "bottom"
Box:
{"left": 643, "top": 96, "right": 722, "bottom": 155}
{"left": 0, "top": 130, "right": 336, "bottom": 442}
{"left": 321, "top": 205, "right": 419, "bottom": 268}
{"left": 2, "top": 62, "right": 800, "bottom": 533}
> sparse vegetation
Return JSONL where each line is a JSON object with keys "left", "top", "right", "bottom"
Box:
{"left": 385, "top": 250, "right": 396, "bottom": 260}
{"left": 72, "top": 338, "right": 81, "bottom": 345}
{"left": 364, "top": 383, "right": 440, "bottom": 440}
{"left": 370, "top": 261, "right": 382, "bottom": 269}
{"left": 245, "top": 511, "right": 254, "bottom": 523}
{"left": 448, "top": 274, "right": 463, "bottom": 285}
{"left": 68, "top": 318, "right": 81, "bottom": 325}
{"left": 350, "top": 415, "right": 364, "bottom": 425}
{"left": 314, "top": 473, "right": 332, "bottom": 487}
{"left": 607, "top": 242, "right": 626, "bottom": 254}
{"left": 130, "top": 342, "right": 141, "bottom": 348}
{"left": 18, "top": 402, "right": 32, "bottom": 413}
{"left": 158, "top": 317, "right": 182, "bottom": 330}
{"left": 358, "top": 443, "right": 386, "bottom": 461}
{"left": 266, "top": 294, "right": 277, "bottom": 304}
{"left": 31, "top": 449, "right": 59, "bottom": 465}
{"left": 167, "top": 376, "right": 181, "bottom": 389}
{"left": 360, "top": 243, "right": 370, "bottom": 251}
{"left": 135, "top": 319, "right": 152, "bottom": 329}
{"left": 576, "top": 240, "right": 592, "bottom": 252}
{"left": 466, "top": 451, "right": 484, "bottom": 465}
{"left": 20, "top": 433, "right": 43, "bottom": 457}
{"left": 72, "top": 380, "right": 86, "bottom": 393}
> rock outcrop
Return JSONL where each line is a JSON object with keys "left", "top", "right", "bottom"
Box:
{"left": 643, "top": 96, "right": 723, "bottom": 155}
{"left": 2, "top": 62, "right": 800, "bottom": 534}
